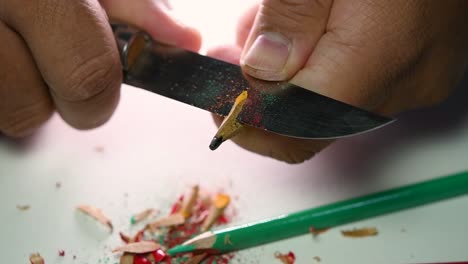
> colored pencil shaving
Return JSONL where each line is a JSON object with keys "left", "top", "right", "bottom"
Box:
{"left": 29, "top": 253, "right": 44, "bottom": 264}
{"left": 180, "top": 185, "right": 200, "bottom": 218}
{"left": 77, "top": 205, "right": 113, "bottom": 232}
{"left": 131, "top": 208, "right": 157, "bottom": 225}
{"left": 112, "top": 241, "right": 160, "bottom": 254}
{"left": 201, "top": 194, "right": 231, "bottom": 232}
{"left": 146, "top": 213, "right": 185, "bottom": 231}
{"left": 209, "top": 90, "right": 248, "bottom": 150}
{"left": 341, "top": 227, "right": 378, "bottom": 237}
{"left": 274, "top": 251, "right": 296, "bottom": 264}
{"left": 113, "top": 186, "right": 235, "bottom": 264}
{"left": 120, "top": 230, "right": 145, "bottom": 244}
{"left": 120, "top": 253, "right": 134, "bottom": 264}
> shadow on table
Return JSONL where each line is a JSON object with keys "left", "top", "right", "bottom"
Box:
{"left": 309, "top": 71, "right": 468, "bottom": 188}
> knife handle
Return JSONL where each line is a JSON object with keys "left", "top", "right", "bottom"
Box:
{"left": 111, "top": 24, "right": 148, "bottom": 73}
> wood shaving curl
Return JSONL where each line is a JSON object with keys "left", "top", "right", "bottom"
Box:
{"left": 112, "top": 241, "right": 160, "bottom": 254}
{"left": 77, "top": 205, "right": 113, "bottom": 232}
{"left": 341, "top": 227, "right": 378, "bottom": 237}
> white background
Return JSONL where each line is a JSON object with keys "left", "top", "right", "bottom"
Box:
{"left": 1, "top": 0, "right": 468, "bottom": 263}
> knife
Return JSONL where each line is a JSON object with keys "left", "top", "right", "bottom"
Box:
{"left": 112, "top": 24, "right": 394, "bottom": 142}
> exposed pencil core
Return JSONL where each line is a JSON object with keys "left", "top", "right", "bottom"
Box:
{"left": 209, "top": 136, "right": 223, "bottom": 150}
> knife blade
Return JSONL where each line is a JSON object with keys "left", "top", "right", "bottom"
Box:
{"left": 113, "top": 24, "right": 394, "bottom": 139}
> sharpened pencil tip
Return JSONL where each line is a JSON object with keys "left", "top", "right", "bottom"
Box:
{"left": 209, "top": 136, "right": 223, "bottom": 150}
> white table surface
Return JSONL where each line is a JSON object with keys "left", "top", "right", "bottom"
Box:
{"left": 1, "top": 1, "right": 468, "bottom": 263}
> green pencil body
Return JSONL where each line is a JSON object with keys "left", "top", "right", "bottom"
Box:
{"left": 168, "top": 171, "right": 468, "bottom": 255}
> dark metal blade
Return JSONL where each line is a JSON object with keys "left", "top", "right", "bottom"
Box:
{"left": 123, "top": 38, "right": 394, "bottom": 139}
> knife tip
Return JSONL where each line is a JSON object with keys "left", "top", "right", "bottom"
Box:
{"left": 209, "top": 136, "right": 223, "bottom": 150}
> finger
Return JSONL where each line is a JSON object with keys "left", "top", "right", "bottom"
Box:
{"left": 99, "top": 0, "right": 202, "bottom": 52}
{"left": 207, "top": 45, "right": 242, "bottom": 65}
{"left": 291, "top": 0, "right": 431, "bottom": 110}
{"left": 1, "top": 0, "right": 122, "bottom": 129}
{"left": 0, "top": 21, "right": 53, "bottom": 137}
{"left": 236, "top": 4, "right": 259, "bottom": 48}
{"left": 208, "top": 45, "right": 332, "bottom": 163}
{"left": 240, "top": 0, "right": 333, "bottom": 81}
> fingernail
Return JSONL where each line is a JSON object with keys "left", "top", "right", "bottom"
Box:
{"left": 241, "top": 32, "right": 290, "bottom": 80}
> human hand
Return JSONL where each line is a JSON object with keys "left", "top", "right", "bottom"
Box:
{"left": 208, "top": 0, "right": 468, "bottom": 163}
{"left": 0, "top": 0, "right": 200, "bottom": 137}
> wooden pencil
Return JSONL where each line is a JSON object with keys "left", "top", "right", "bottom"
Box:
{"left": 168, "top": 171, "right": 468, "bottom": 256}
{"left": 209, "top": 91, "right": 248, "bottom": 150}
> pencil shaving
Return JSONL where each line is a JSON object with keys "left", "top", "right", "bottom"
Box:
{"left": 341, "top": 227, "right": 378, "bottom": 237}
{"left": 146, "top": 213, "right": 185, "bottom": 231}
{"left": 119, "top": 253, "right": 134, "bottom": 264}
{"left": 201, "top": 193, "right": 231, "bottom": 231}
{"left": 274, "top": 251, "right": 296, "bottom": 264}
{"left": 29, "top": 253, "right": 44, "bottom": 264}
{"left": 131, "top": 208, "right": 157, "bottom": 225}
{"left": 112, "top": 241, "right": 160, "bottom": 254}
{"left": 180, "top": 185, "right": 200, "bottom": 218}
{"left": 17, "top": 205, "right": 31, "bottom": 211}
{"left": 77, "top": 205, "right": 113, "bottom": 232}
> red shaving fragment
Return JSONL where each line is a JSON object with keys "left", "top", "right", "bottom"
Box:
{"left": 170, "top": 195, "right": 184, "bottom": 215}
{"left": 152, "top": 249, "right": 166, "bottom": 262}
{"left": 134, "top": 255, "right": 151, "bottom": 264}
{"left": 58, "top": 250, "right": 65, "bottom": 257}
{"left": 274, "top": 251, "right": 296, "bottom": 264}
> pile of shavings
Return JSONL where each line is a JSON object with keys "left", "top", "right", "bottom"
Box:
{"left": 112, "top": 185, "right": 234, "bottom": 264}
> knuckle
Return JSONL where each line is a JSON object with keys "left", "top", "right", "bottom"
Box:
{"left": 60, "top": 50, "right": 121, "bottom": 102}
{"left": 262, "top": 0, "right": 330, "bottom": 29}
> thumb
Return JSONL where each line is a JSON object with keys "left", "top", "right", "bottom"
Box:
{"left": 240, "top": 0, "right": 332, "bottom": 81}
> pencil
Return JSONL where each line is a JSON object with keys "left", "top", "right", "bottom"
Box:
{"left": 209, "top": 90, "right": 248, "bottom": 150}
{"left": 168, "top": 171, "right": 468, "bottom": 256}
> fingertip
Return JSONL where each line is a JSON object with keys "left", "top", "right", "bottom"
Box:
{"left": 141, "top": 6, "right": 202, "bottom": 52}
{"left": 206, "top": 45, "right": 242, "bottom": 65}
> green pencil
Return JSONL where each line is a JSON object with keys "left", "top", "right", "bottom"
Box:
{"left": 168, "top": 171, "right": 468, "bottom": 256}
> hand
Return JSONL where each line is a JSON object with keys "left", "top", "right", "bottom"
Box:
{"left": 0, "top": 0, "right": 201, "bottom": 137}
{"left": 208, "top": 0, "right": 468, "bottom": 163}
